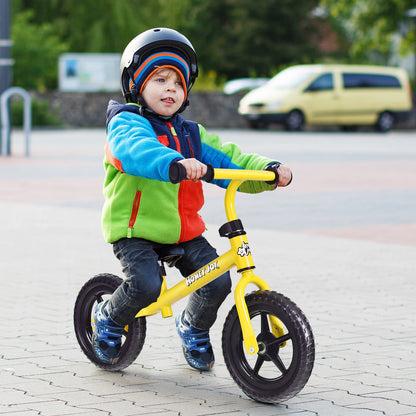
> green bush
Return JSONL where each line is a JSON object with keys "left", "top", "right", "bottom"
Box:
{"left": 12, "top": 10, "right": 68, "bottom": 91}
{"left": 192, "top": 69, "right": 225, "bottom": 92}
{"left": 10, "top": 97, "right": 64, "bottom": 127}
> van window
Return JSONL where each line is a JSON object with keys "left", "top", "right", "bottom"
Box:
{"left": 342, "top": 73, "right": 401, "bottom": 89}
{"left": 268, "top": 67, "right": 317, "bottom": 89}
{"left": 305, "top": 73, "right": 333, "bottom": 91}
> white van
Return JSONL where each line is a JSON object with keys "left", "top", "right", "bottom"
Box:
{"left": 238, "top": 64, "right": 413, "bottom": 131}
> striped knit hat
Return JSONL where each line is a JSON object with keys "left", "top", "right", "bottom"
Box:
{"left": 129, "top": 50, "right": 191, "bottom": 99}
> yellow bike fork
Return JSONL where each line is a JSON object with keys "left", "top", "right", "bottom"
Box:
{"left": 230, "top": 234, "right": 286, "bottom": 355}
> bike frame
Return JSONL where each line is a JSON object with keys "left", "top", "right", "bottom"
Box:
{"left": 135, "top": 169, "right": 285, "bottom": 355}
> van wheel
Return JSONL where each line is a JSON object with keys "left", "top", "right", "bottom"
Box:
{"left": 376, "top": 112, "right": 395, "bottom": 132}
{"left": 285, "top": 110, "right": 304, "bottom": 131}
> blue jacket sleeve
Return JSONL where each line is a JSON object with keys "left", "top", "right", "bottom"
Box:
{"left": 198, "top": 124, "right": 278, "bottom": 193}
{"left": 106, "top": 111, "right": 183, "bottom": 181}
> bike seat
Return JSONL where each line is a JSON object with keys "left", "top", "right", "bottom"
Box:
{"left": 155, "top": 245, "right": 185, "bottom": 267}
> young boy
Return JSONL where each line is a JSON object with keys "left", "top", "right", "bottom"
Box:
{"left": 93, "top": 28, "right": 292, "bottom": 371}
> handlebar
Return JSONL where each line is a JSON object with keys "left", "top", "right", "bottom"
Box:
{"left": 169, "top": 163, "right": 277, "bottom": 184}
{"left": 210, "top": 168, "right": 276, "bottom": 182}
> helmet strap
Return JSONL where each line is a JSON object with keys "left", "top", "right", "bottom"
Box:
{"left": 178, "top": 98, "right": 190, "bottom": 113}
{"left": 130, "top": 83, "right": 138, "bottom": 103}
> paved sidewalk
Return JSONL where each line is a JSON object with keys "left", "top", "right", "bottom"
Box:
{"left": 0, "top": 129, "right": 415, "bottom": 416}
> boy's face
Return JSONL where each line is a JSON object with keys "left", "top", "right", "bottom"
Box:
{"left": 141, "top": 67, "right": 185, "bottom": 117}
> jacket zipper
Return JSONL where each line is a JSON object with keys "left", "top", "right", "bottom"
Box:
{"left": 187, "top": 137, "right": 194, "bottom": 158}
{"left": 128, "top": 190, "right": 141, "bottom": 237}
{"left": 166, "top": 121, "right": 181, "bottom": 153}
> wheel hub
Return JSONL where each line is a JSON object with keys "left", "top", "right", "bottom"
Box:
{"left": 257, "top": 332, "right": 280, "bottom": 361}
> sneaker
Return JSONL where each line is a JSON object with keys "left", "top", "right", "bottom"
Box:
{"left": 92, "top": 301, "right": 124, "bottom": 364}
{"left": 175, "top": 311, "right": 214, "bottom": 371}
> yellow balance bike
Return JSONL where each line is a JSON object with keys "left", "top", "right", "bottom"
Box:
{"left": 74, "top": 167, "right": 315, "bottom": 404}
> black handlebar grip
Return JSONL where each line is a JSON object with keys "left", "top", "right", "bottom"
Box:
{"left": 265, "top": 162, "right": 280, "bottom": 185}
{"left": 169, "top": 162, "right": 214, "bottom": 184}
{"left": 200, "top": 164, "right": 214, "bottom": 183}
{"left": 169, "top": 162, "right": 187, "bottom": 184}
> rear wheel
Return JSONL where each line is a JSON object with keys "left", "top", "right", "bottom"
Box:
{"left": 222, "top": 290, "right": 314, "bottom": 403}
{"left": 73, "top": 273, "right": 146, "bottom": 371}
{"left": 376, "top": 111, "right": 395, "bottom": 132}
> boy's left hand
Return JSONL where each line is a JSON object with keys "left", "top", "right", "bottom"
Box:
{"left": 266, "top": 163, "right": 292, "bottom": 187}
{"left": 277, "top": 165, "right": 292, "bottom": 187}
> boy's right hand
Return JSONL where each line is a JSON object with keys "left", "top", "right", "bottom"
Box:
{"left": 178, "top": 158, "right": 207, "bottom": 182}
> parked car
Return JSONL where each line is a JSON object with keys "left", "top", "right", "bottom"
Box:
{"left": 223, "top": 78, "right": 270, "bottom": 95}
{"left": 238, "top": 64, "right": 412, "bottom": 131}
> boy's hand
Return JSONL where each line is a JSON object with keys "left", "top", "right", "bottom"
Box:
{"left": 266, "top": 163, "right": 293, "bottom": 187}
{"left": 277, "top": 165, "right": 292, "bottom": 187}
{"left": 178, "top": 158, "right": 207, "bottom": 182}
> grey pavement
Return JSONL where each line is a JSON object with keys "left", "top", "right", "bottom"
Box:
{"left": 0, "top": 129, "right": 415, "bottom": 416}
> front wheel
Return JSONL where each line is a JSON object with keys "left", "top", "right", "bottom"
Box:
{"left": 73, "top": 273, "right": 146, "bottom": 371}
{"left": 285, "top": 110, "right": 304, "bottom": 131}
{"left": 222, "top": 291, "right": 314, "bottom": 404}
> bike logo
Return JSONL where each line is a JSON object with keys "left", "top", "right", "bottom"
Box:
{"left": 237, "top": 241, "right": 251, "bottom": 257}
{"left": 186, "top": 260, "right": 219, "bottom": 286}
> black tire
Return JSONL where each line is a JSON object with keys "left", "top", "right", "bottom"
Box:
{"left": 284, "top": 110, "right": 304, "bottom": 131}
{"left": 222, "top": 290, "right": 314, "bottom": 404}
{"left": 73, "top": 273, "right": 146, "bottom": 371}
{"left": 376, "top": 111, "right": 395, "bottom": 132}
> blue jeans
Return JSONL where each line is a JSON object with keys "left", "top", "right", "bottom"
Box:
{"left": 107, "top": 236, "right": 231, "bottom": 329}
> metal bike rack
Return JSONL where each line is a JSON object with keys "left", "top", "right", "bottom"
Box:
{"left": 1, "top": 87, "right": 32, "bottom": 156}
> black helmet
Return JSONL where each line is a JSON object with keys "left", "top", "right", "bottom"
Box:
{"left": 120, "top": 27, "right": 198, "bottom": 106}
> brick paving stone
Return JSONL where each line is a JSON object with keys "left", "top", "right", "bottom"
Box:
{"left": 0, "top": 406, "right": 43, "bottom": 416}
{"left": 360, "top": 389, "right": 416, "bottom": 407}
{"left": 79, "top": 399, "right": 172, "bottom": 416}
{"left": 289, "top": 400, "right": 386, "bottom": 416}
{"left": 346, "top": 399, "right": 416, "bottom": 416}
{"left": 245, "top": 410, "right": 318, "bottom": 416}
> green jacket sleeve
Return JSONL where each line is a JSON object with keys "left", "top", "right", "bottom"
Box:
{"left": 199, "top": 124, "right": 279, "bottom": 193}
